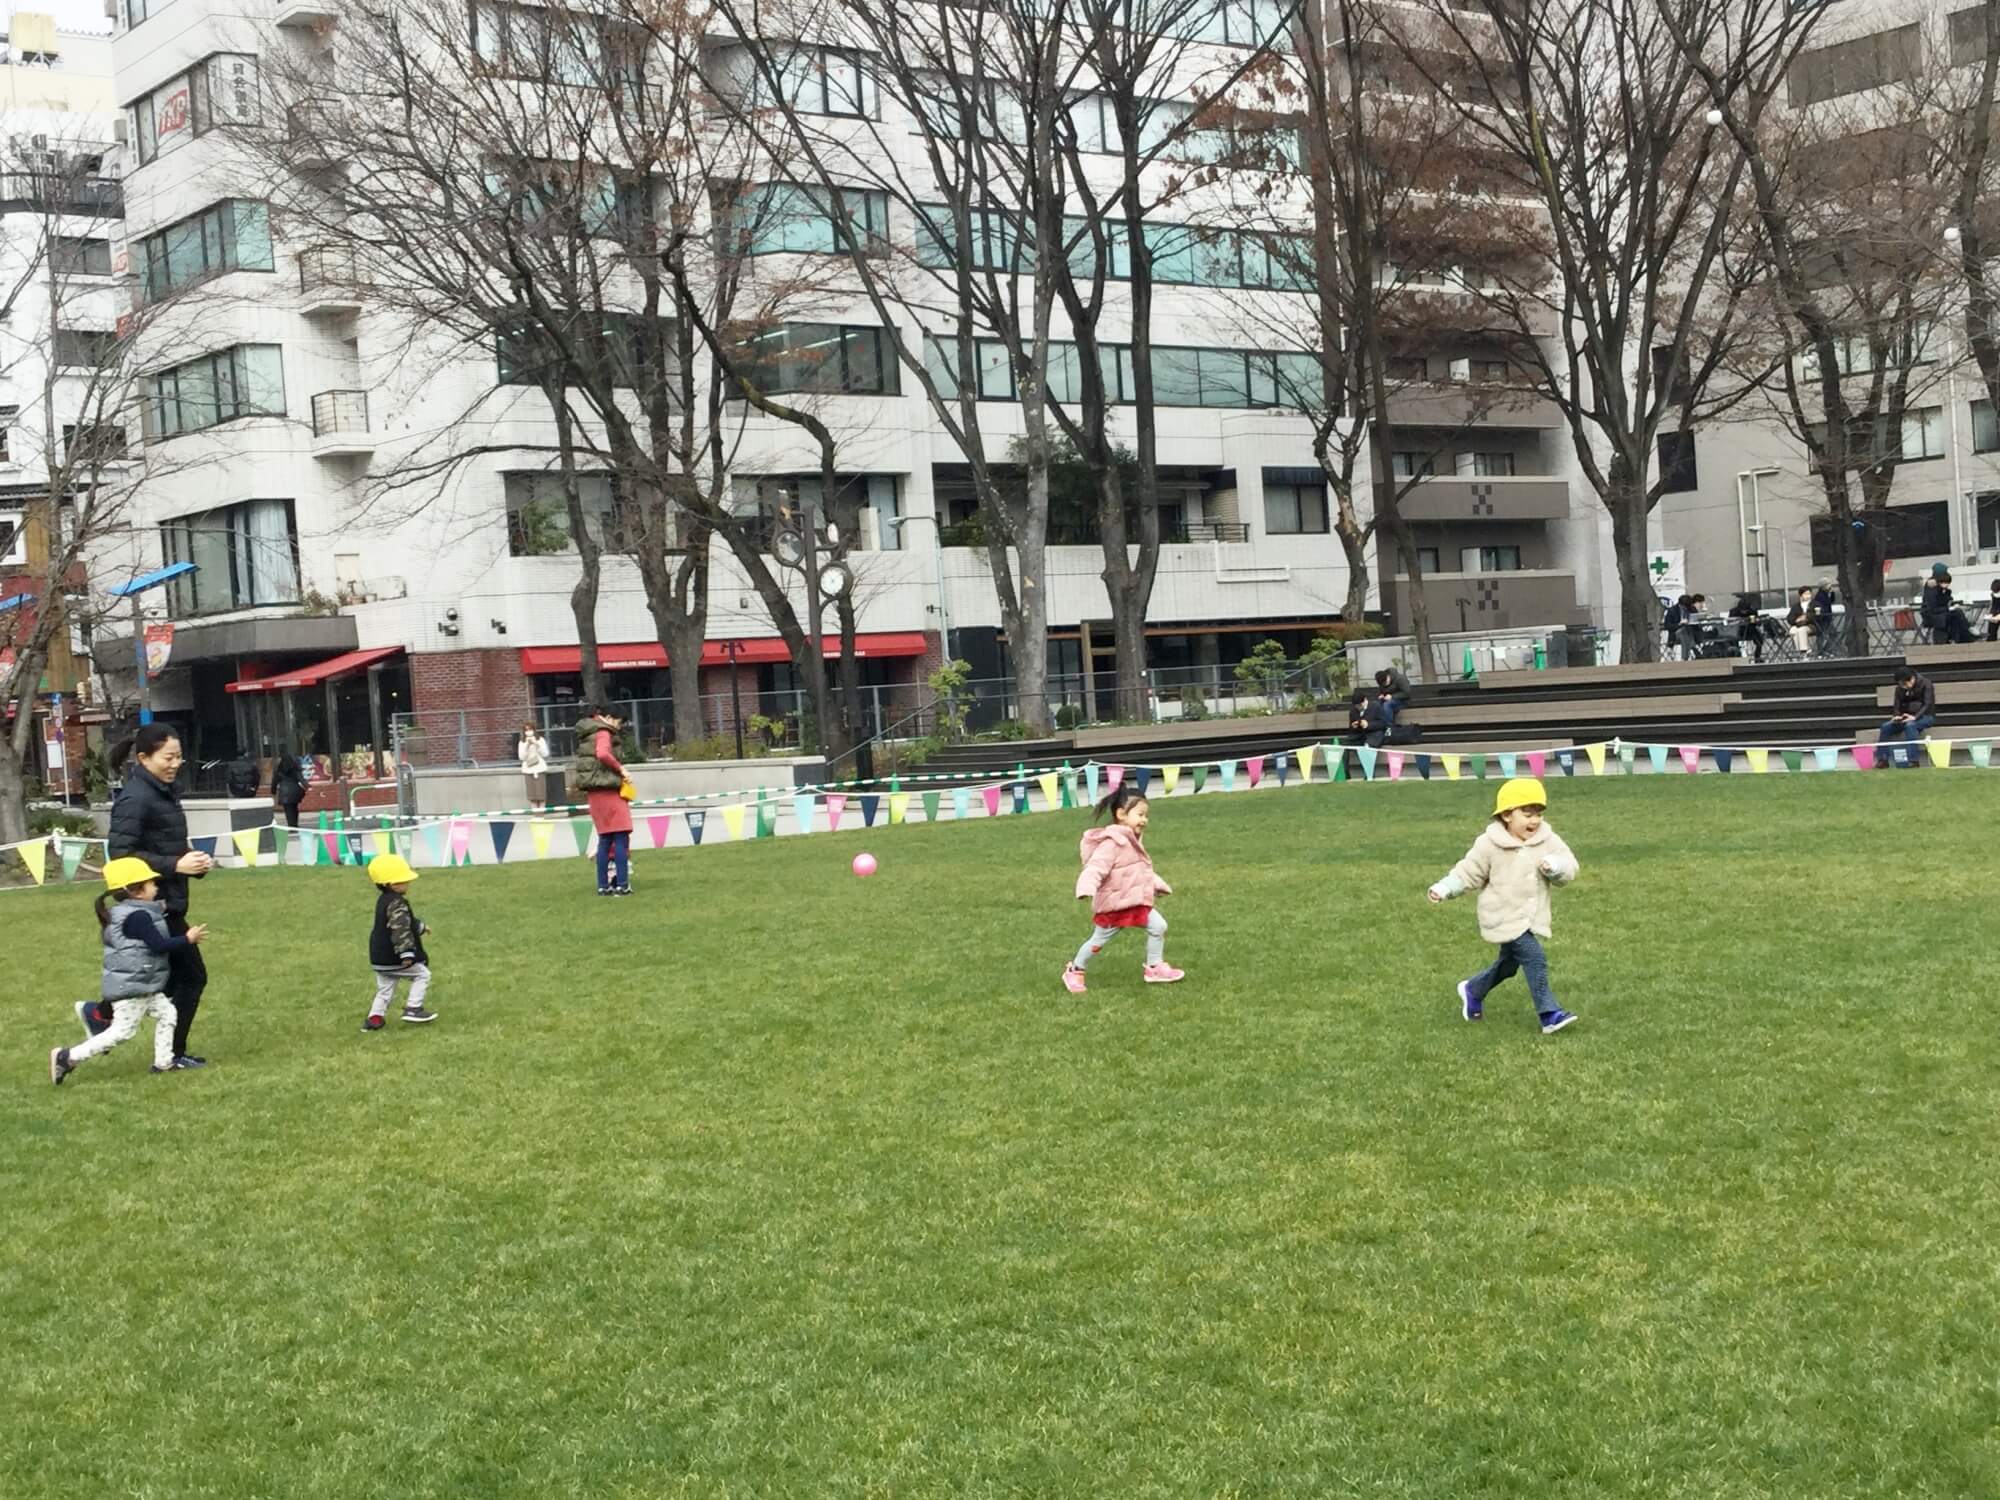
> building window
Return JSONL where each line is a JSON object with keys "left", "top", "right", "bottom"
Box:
{"left": 496, "top": 312, "right": 672, "bottom": 388}
{"left": 130, "top": 54, "right": 260, "bottom": 166}
{"left": 158, "top": 498, "right": 300, "bottom": 615}
{"left": 1392, "top": 451, "right": 1433, "bottom": 478}
{"left": 718, "top": 183, "right": 889, "bottom": 257}
{"left": 1952, "top": 6, "right": 1996, "bottom": 66}
{"left": 63, "top": 423, "right": 128, "bottom": 464}
{"left": 1978, "top": 491, "right": 2000, "bottom": 551}
{"left": 738, "top": 323, "right": 900, "bottom": 396}
{"left": 0, "top": 404, "right": 16, "bottom": 463}
{"left": 1262, "top": 475, "right": 1329, "bottom": 534}
{"left": 1788, "top": 24, "right": 1919, "bottom": 106}
{"left": 1416, "top": 546, "right": 1441, "bottom": 572}
{"left": 1657, "top": 429, "right": 1698, "bottom": 492}
{"left": 144, "top": 344, "right": 286, "bottom": 440}
{"left": 1901, "top": 405, "right": 1945, "bottom": 461}
{"left": 1479, "top": 545, "right": 1523, "bottom": 571}
{"left": 1469, "top": 359, "right": 1509, "bottom": 383}
{"left": 760, "top": 45, "right": 878, "bottom": 118}
{"left": 471, "top": 1, "right": 645, "bottom": 90}
{"left": 1811, "top": 502, "right": 1951, "bottom": 565}
{"left": 1976, "top": 399, "right": 2000, "bottom": 453}
{"left": 54, "top": 328, "right": 115, "bottom": 368}
{"left": 922, "top": 335, "right": 1315, "bottom": 409}
{"left": 1387, "top": 356, "right": 1429, "bottom": 382}
{"left": 50, "top": 236, "right": 112, "bottom": 275}
{"left": 730, "top": 474, "right": 900, "bottom": 551}
{"left": 503, "top": 471, "right": 631, "bottom": 556}
{"left": 137, "top": 200, "right": 274, "bottom": 302}
{"left": 1472, "top": 452, "right": 1516, "bottom": 477}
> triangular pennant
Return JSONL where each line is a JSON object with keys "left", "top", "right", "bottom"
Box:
{"left": 648, "top": 813, "right": 672, "bottom": 848}
{"left": 1061, "top": 769, "right": 1078, "bottom": 808}
{"left": 1296, "top": 745, "right": 1316, "bottom": 781}
{"left": 1161, "top": 765, "right": 1181, "bottom": 794}
{"left": 922, "top": 790, "right": 940, "bottom": 822}
{"left": 756, "top": 801, "right": 777, "bottom": 838}
{"left": 1108, "top": 765, "right": 1126, "bottom": 794}
{"left": 890, "top": 793, "right": 910, "bottom": 824}
{"left": 1713, "top": 748, "right": 1734, "bottom": 774}
{"left": 59, "top": 838, "right": 83, "bottom": 882}
{"left": 1646, "top": 744, "right": 1668, "bottom": 774}
{"left": 1927, "top": 738, "right": 1953, "bottom": 769}
{"left": 1677, "top": 746, "right": 1701, "bottom": 774}
{"left": 450, "top": 819, "right": 472, "bottom": 865}
{"left": 1356, "top": 745, "right": 1378, "bottom": 780}
{"left": 233, "top": 828, "right": 262, "bottom": 868}
{"left": 1275, "top": 753, "right": 1289, "bottom": 787}
{"left": 859, "top": 794, "right": 880, "bottom": 827}
{"left": 1972, "top": 740, "right": 1993, "bottom": 769}
{"left": 825, "top": 793, "right": 846, "bottom": 831}
{"left": 320, "top": 831, "right": 339, "bottom": 865}
{"left": 1085, "top": 763, "right": 1101, "bottom": 802}
{"left": 1220, "top": 760, "right": 1236, "bottom": 791}
{"left": 1469, "top": 754, "right": 1487, "bottom": 781}
{"left": 686, "top": 809, "right": 705, "bottom": 845}
{"left": 1416, "top": 753, "right": 1432, "bottom": 780}
{"left": 1246, "top": 757, "right": 1264, "bottom": 787}
{"left": 490, "top": 820, "right": 515, "bottom": 862}
{"left": 1556, "top": 749, "right": 1574, "bottom": 777}
{"left": 1813, "top": 747, "right": 1838, "bottom": 772}
{"left": 368, "top": 830, "right": 387, "bottom": 858}
{"left": 1585, "top": 743, "right": 1606, "bottom": 776}
{"left": 1852, "top": 744, "right": 1877, "bottom": 771}
{"left": 1781, "top": 749, "right": 1804, "bottom": 773}
{"left": 1134, "top": 765, "right": 1151, "bottom": 795}
{"left": 981, "top": 785, "right": 1002, "bottom": 817}
{"left": 1442, "top": 753, "right": 1461, "bottom": 781}
{"left": 1619, "top": 744, "right": 1637, "bottom": 771}
{"left": 721, "top": 804, "right": 746, "bottom": 840}
{"left": 1191, "top": 764, "right": 1208, "bottom": 794}
{"left": 568, "top": 817, "right": 591, "bottom": 855}
{"left": 19, "top": 836, "right": 47, "bottom": 885}
{"left": 1011, "top": 782, "right": 1028, "bottom": 814}
{"left": 794, "top": 793, "right": 816, "bottom": 833}
{"left": 952, "top": 788, "right": 970, "bottom": 821}
{"left": 530, "top": 820, "right": 554, "bottom": 858}
{"left": 1387, "top": 751, "right": 1404, "bottom": 781}
{"left": 1038, "top": 773, "right": 1059, "bottom": 809}
{"left": 1497, "top": 753, "right": 1517, "bottom": 778}
{"left": 295, "top": 829, "right": 316, "bottom": 866}
{"left": 423, "top": 822, "right": 444, "bottom": 866}
{"left": 1746, "top": 749, "right": 1770, "bottom": 775}
{"left": 1525, "top": 751, "right": 1545, "bottom": 779}
{"left": 192, "top": 835, "right": 218, "bottom": 858}
{"left": 1332, "top": 747, "right": 1348, "bottom": 781}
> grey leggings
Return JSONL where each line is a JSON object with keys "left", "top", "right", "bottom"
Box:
{"left": 1073, "top": 910, "right": 1168, "bottom": 969}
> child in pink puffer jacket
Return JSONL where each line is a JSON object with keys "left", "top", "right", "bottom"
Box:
{"left": 1063, "top": 782, "right": 1183, "bottom": 993}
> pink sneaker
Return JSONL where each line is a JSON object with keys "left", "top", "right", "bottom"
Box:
{"left": 1143, "top": 964, "right": 1185, "bottom": 984}
{"left": 1062, "top": 964, "right": 1088, "bottom": 994}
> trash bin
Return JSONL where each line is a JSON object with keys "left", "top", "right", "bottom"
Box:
{"left": 1563, "top": 624, "right": 1598, "bottom": 668}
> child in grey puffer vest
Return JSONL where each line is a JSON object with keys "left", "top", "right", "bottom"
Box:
{"left": 52, "top": 859, "right": 207, "bottom": 1085}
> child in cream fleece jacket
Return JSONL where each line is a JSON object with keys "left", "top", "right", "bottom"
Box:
{"left": 1427, "top": 777, "right": 1581, "bottom": 1035}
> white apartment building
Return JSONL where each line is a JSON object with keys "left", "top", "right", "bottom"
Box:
{"left": 96, "top": 0, "right": 1617, "bottom": 771}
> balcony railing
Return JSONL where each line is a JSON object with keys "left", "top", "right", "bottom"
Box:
{"left": 299, "top": 245, "right": 361, "bottom": 295}
{"left": 312, "top": 389, "right": 370, "bottom": 437}
{"left": 0, "top": 174, "right": 123, "bottom": 218}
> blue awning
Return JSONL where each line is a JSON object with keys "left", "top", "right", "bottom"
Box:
{"left": 106, "top": 561, "right": 196, "bottom": 598}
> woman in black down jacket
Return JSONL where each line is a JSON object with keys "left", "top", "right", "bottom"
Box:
{"left": 89, "top": 724, "right": 215, "bottom": 1067}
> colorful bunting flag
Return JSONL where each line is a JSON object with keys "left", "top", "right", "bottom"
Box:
{"left": 826, "top": 794, "right": 846, "bottom": 831}
{"left": 1526, "top": 750, "right": 1546, "bottom": 779}
{"left": 1246, "top": 757, "right": 1264, "bottom": 787}
{"left": 1387, "top": 751, "right": 1404, "bottom": 781}
{"left": 1061, "top": 769, "right": 1078, "bottom": 808}
{"left": 369, "top": 830, "right": 388, "bottom": 859}
{"left": 1442, "top": 753, "right": 1461, "bottom": 781}
{"left": 1331, "top": 747, "right": 1348, "bottom": 782}
{"left": 859, "top": 795, "right": 880, "bottom": 827}
{"left": 1038, "top": 773, "right": 1060, "bottom": 809}
{"left": 756, "top": 801, "right": 777, "bottom": 838}
{"left": 450, "top": 819, "right": 471, "bottom": 864}
{"left": 1677, "top": 746, "right": 1701, "bottom": 774}
{"left": 1972, "top": 741, "right": 1993, "bottom": 769}
{"left": 1356, "top": 745, "right": 1378, "bottom": 781}
{"left": 1619, "top": 744, "right": 1637, "bottom": 772}
{"left": 922, "top": 791, "right": 940, "bottom": 822}
{"left": 1275, "top": 754, "right": 1289, "bottom": 787}
{"left": 1161, "top": 765, "right": 1181, "bottom": 795}
{"left": 1646, "top": 745, "right": 1667, "bottom": 774}
{"left": 1780, "top": 750, "right": 1802, "bottom": 773}
{"left": 490, "top": 821, "right": 515, "bottom": 863}
{"left": 234, "top": 828, "right": 262, "bottom": 868}
{"left": 19, "top": 836, "right": 46, "bottom": 885}
{"left": 296, "top": 830, "right": 317, "bottom": 866}
{"left": 890, "top": 793, "right": 910, "bottom": 824}
{"left": 1497, "top": 753, "right": 1517, "bottom": 778}
{"left": 648, "top": 813, "right": 672, "bottom": 848}
{"left": 1296, "top": 744, "right": 1316, "bottom": 781}
{"left": 794, "top": 794, "right": 816, "bottom": 832}
{"left": 1469, "top": 754, "right": 1488, "bottom": 781}
{"left": 1220, "top": 760, "right": 1236, "bottom": 791}
{"left": 423, "top": 822, "right": 444, "bottom": 866}
{"left": 1746, "top": 749, "right": 1769, "bottom": 775}
{"left": 58, "top": 838, "right": 83, "bottom": 882}
{"left": 530, "top": 820, "right": 554, "bottom": 859}
{"left": 1134, "top": 766, "right": 1151, "bottom": 795}
{"left": 1927, "top": 739, "right": 1952, "bottom": 770}
{"left": 193, "top": 835, "right": 218, "bottom": 858}
{"left": 1813, "top": 747, "right": 1838, "bottom": 772}
{"left": 1556, "top": 749, "right": 1574, "bottom": 777}
{"left": 981, "top": 785, "right": 1002, "bottom": 817}
{"left": 1011, "top": 782, "right": 1029, "bottom": 814}
{"left": 1106, "top": 765, "right": 1125, "bottom": 794}
{"left": 571, "top": 818, "right": 594, "bottom": 856}
{"left": 1416, "top": 753, "right": 1432, "bottom": 780}
{"left": 721, "top": 805, "right": 746, "bottom": 840}
{"left": 1086, "top": 763, "right": 1101, "bottom": 802}
{"left": 952, "top": 788, "right": 970, "bottom": 821}
{"left": 1191, "top": 764, "right": 1207, "bottom": 794}
{"left": 321, "top": 831, "right": 339, "bottom": 865}
{"left": 1713, "top": 748, "right": 1734, "bottom": 774}
{"left": 1585, "top": 743, "right": 1606, "bottom": 776}
{"left": 1852, "top": 744, "right": 1877, "bottom": 771}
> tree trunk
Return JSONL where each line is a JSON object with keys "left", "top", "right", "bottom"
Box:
{"left": 1008, "top": 527, "right": 1051, "bottom": 729}
{"left": 549, "top": 388, "right": 606, "bottom": 705}
{"left": 0, "top": 645, "right": 47, "bottom": 844}
{"left": 1606, "top": 456, "right": 1659, "bottom": 663}
{"left": 636, "top": 501, "right": 710, "bottom": 749}
{"left": 0, "top": 743, "right": 28, "bottom": 847}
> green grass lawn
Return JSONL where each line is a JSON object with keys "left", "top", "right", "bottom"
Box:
{"left": 4, "top": 772, "right": 1998, "bottom": 1498}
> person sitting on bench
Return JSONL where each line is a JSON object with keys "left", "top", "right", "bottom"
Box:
{"left": 1878, "top": 667, "right": 1936, "bottom": 769}
{"left": 1374, "top": 666, "right": 1411, "bottom": 709}
{"left": 1921, "top": 564, "right": 1974, "bottom": 645}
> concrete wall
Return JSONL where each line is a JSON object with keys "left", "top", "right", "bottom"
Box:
{"left": 409, "top": 755, "right": 830, "bottom": 816}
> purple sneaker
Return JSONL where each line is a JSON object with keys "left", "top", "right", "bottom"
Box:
{"left": 1458, "top": 980, "right": 1482, "bottom": 1021}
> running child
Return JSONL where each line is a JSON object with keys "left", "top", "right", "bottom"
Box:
{"left": 1063, "top": 782, "right": 1183, "bottom": 993}
{"left": 364, "top": 855, "right": 437, "bottom": 1031}
{"left": 1426, "top": 776, "right": 1581, "bottom": 1034}
{"left": 51, "top": 857, "right": 207, "bottom": 1084}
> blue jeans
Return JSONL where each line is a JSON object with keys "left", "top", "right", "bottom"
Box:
{"left": 1877, "top": 714, "right": 1935, "bottom": 768}
{"left": 1466, "top": 932, "right": 1558, "bottom": 1017}
{"left": 595, "top": 830, "right": 630, "bottom": 889}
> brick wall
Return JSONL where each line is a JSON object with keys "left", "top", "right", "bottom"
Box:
{"left": 410, "top": 648, "right": 532, "bottom": 719}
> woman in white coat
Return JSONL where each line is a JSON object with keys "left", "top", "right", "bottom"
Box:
{"left": 517, "top": 721, "right": 550, "bottom": 809}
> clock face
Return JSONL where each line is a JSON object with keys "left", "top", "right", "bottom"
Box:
{"left": 819, "top": 562, "right": 853, "bottom": 599}
{"left": 771, "top": 528, "right": 805, "bottom": 568}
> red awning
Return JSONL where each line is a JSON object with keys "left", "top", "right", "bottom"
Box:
{"left": 226, "top": 645, "right": 405, "bottom": 695}
{"left": 519, "top": 632, "right": 928, "bottom": 675}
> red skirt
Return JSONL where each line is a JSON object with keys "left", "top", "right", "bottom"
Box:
{"left": 1095, "top": 905, "right": 1153, "bottom": 929}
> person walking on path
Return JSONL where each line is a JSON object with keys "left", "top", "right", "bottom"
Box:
{"left": 274, "top": 753, "right": 307, "bottom": 829}
{"left": 571, "top": 706, "right": 634, "bottom": 895}
{"left": 1063, "top": 783, "right": 1182, "bottom": 993}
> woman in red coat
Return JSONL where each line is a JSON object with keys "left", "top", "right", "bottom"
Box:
{"left": 570, "top": 706, "right": 634, "bottom": 895}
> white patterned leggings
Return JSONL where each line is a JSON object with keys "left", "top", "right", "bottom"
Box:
{"left": 1073, "top": 910, "right": 1168, "bottom": 970}
{"left": 370, "top": 963, "right": 431, "bottom": 1018}
{"left": 69, "top": 993, "right": 178, "bottom": 1071}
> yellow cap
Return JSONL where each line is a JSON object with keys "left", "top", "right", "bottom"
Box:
{"left": 1493, "top": 777, "right": 1548, "bottom": 817}
{"left": 102, "top": 856, "right": 158, "bottom": 891}
{"left": 366, "top": 853, "right": 418, "bottom": 885}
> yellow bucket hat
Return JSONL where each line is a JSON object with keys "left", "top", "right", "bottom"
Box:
{"left": 101, "top": 856, "right": 158, "bottom": 891}
{"left": 366, "top": 853, "right": 419, "bottom": 885}
{"left": 1493, "top": 777, "right": 1548, "bottom": 817}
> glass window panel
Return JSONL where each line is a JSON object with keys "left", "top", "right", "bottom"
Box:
{"left": 230, "top": 200, "right": 273, "bottom": 270}
{"left": 1045, "top": 341, "right": 1082, "bottom": 404}
{"left": 924, "top": 334, "right": 961, "bottom": 398}
{"left": 1274, "top": 352, "right": 1318, "bottom": 406}
{"left": 1148, "top": 223, "right": 1197, "bottom": 284}
{"left": 1197, "top": 349, "right": 1249, "bottom": 407}
{"left": 178, "top": 357, "right": 219, "bottom": 431}
{"left": 1152, "top": 347, "right": 1203, "bottom": 406}
{"left": 843, "top": 326, "right": 886, "bottom": 392}
{"left": 236, "top": 344, "right": 285, "bottom": 415}
{"left": 1974, "top": 399, "right": 1999, "bottom": 453}
{"left": 976, "top": 339, "right": 1015, "bottom": 399}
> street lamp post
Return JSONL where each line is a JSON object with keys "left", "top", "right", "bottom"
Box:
{"left": 721, "top": 637, "right": 744, "bottom": 761}
{"left": 106, "top": 562, "right": 197, "bottom": 727}
{"left": 886, "top": 513, "right": 953, "bottom": 662}
{"left": 1747, "top": 523, "right": 1790, "bottom": 597}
